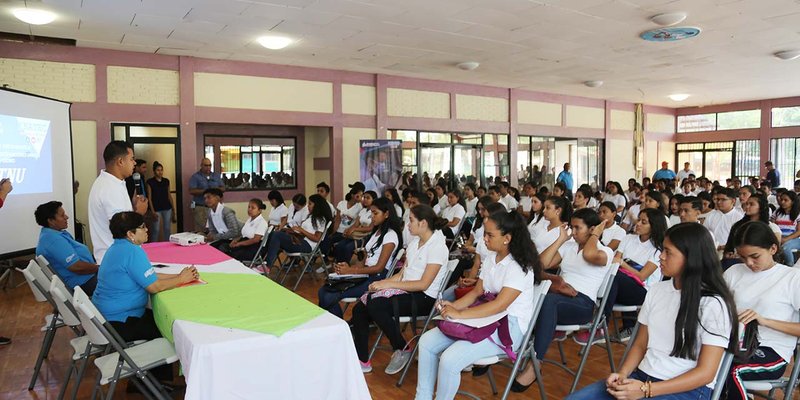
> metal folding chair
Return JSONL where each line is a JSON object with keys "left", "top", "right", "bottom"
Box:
{"left": 72, "top": 287, "right": 178, "bottom": 400}
{"left": 544, "top": 264, "right": 620, "bottom": 393}
{"left": 277, "top": 221, "right": 333, "bottom": 291}
{"left": 340, "top": 248, "right": 405, "bottom": 315}
{"left": 457, "top": 280, "right": 553, "bottom": 400}
{"left": 743, "top": 338, "right": 800, "bottom": 400}
{"left": 243, "top": 226, "right": 274, "bottom": 273}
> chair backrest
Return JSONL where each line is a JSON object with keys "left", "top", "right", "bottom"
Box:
{"left": 595, "top": 264, "right": 620, "bottom": 313}
{"left": 531, "top": 280, "right": 552, "bottom": 325}
{"left": 710, "top": 351, "right": 734, "bottom": 400}
{"left": 385, "top": 248, "right": 405, "bottom": 278}
{"left": 18, "top": 260, "right": 48, "bottom": 302}
{"left": 436, "top": 259, "right": 460, "bottom": 296}
{"left": 784, "top": 339, "right": 800, "bottom": 400}
{"left": 35, "top": 255, "right": 57, "bottom": 280}
{"left": 49, "top": 276, "right": 81, "bottom": 327}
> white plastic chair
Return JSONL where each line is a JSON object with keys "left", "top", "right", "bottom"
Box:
{"left": 277, "top": 220, "right": 333, "bottom": 291}
{"left": 72, "top": 286, "right": 178, "bottom": 400}
{"left": 457, "top": 279, "right": 553, "bottom": 400}
{"left": 35, "top": 254, "right": 58, "bottom": 281}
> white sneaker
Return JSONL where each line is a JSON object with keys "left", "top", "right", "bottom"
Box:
{"left": 360, "top": 361, "right": 372, "bottom": 373}
{"left": 385, "top": 350, "right": 412, "bottom": 375}
{"left": 315, "top": 266, "right": 327, "bottom": 273}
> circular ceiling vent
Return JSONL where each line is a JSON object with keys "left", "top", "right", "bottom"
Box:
{"left": 640, "top": 27, "right": 701, "bottom": 42}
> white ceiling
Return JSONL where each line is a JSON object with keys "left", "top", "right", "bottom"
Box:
{"left": 2, "top": 0, "right": 800, "bottom": 107}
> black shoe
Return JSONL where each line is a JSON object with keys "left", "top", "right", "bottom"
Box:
{"left": 0, "top": 337, "right": 10, "bottom": 346}
{"left": 472, "top": 365, "right": 490, "bottom": 377}
{"left": 510, "top": 378, "right": 533, "bottom": 393}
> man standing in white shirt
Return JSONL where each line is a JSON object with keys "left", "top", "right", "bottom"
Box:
{"left": 676, "top": 162, "right": 694, "bottom": 184}
{"left": 702, "top": 187, "right": 744, "bottom": 250}
{"left": 88, "top": 141, "right": 148, "bottom": 262}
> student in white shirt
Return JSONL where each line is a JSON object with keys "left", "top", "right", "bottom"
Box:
{"left": 705, "top": 188, "right": 745, "bottom": 250}
{"left": 415, "top": 210, "right": 542, "bottom": 400}
{"left": 351, "top": 204, "right": 449, "bottom": 375}
{"left": 498, "top": 182, "right": 519, "bottom": 211}
{"left": 513, "top": 208, "right": 612, "bottom": 392}
{"left": 721, "top": 195, "right": 782, "bottom": 270}
{"left": 487, "top": 186, "right": 508, "bottom": 210}
{"left": 333, "top": 190, "right": 376, "bottom": 262}
{"left": 383, "top": 187, "right": 405, "bottom": 220}
{"left": 597, "top": 201, "right": 626, "bottom": 251}
{"left": 518, "top": 182, "right": 535, "bottom": 220}
{"left": 315, "top": 181, "right": 337, "bottom": 218}
{"left": 600, "top": 208, "right": 667, "bottom": 343}
{"left": 603, "top": 181, "right": 627, "bottom": 214}
{"left": 266, "top": 190, "right": 289, "bottom": 230}
{"left": 227, "top": 199, "right": 268, "bottom": 261}
{"left": 772, "top": 191, "right": 800, "bottom": 265}
{"left": 440, "top": 190, "right": 466, "bottom": 239}
{"left": 566, "top": 223, "right": 737, "bottom": 400}
{"left": 668, "top": 194, "right": 683, "bottom": 227}
{"left": 526, "top": 192, "right": 548, "bottom": 239}
{"left": 453, "top": 201, "right": 507, "bottom": 292}
{"left": 532, "top": 196, "right": 572, "bottom": 255}
{"left": 264, "top": 194, "right": 332, "bottom": 267}
{"left": 622, "top": 188, "right": 649, "bottom": 232}
{"left": 737, "top": 185, "right": 756, "bottom": 213}
{"left": 435, "top": 183, "right": 448, "bottom": 215}
{"left": 462, "top": 183, "right": 479, "bottom": 233}
{"left": 402, "top": 191, "right": 426, "bottom": 248}
{"left": 573, "top": 185, "right": 594, "bottom": 212}
{"left": 722, "top": 221, "right": 800, "bottom": 400}
{"left": 318, "top": 198, "right": 403, "bottom": 318}
{"left": 287, "top": 193, "right": 308, "bottom": 228}
{"left": 323, "top": 188, "right": 363, "bottom": 259}
{"left": 203, "top": 188, "right": 241, "bottom": 248}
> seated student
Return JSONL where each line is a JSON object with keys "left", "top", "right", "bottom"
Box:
{"left": 92, "top": 212, "right": 199, "bottom": 381}
{"left": 434, "top": 182, "right": 448, "bottom": 215}
{"left": 202, "top": 188, "right": 241, "bottom": 249}
{"left": 721, "top": 195, "right": 781, "bottom": 269}
{"left": 351, "top": 204, "right": 449, "bottom": 375}
{"left": 603, "top": 181, "right": 627, "bottom": 214}
{"left": 597, "top": 201, "right": 626, "bottom": 252}
{"left": 512, "top": 208, "right": 612, "bottom": 393}
{"left": 440, "top": 189, "right": 466, "bottom": 240}
{"left": 668, "top": 194, "right": 684, "bottom": 226}
{"left": 704, "top": 187, "right": 745, "bottom": 250}
{"left": 532, "top": 196, "right": 572, "bottom": 255}
{"left": 566, "top": 223, "right": 737, "bottom": 400}
{"left": 264, "top": 194, "right": 332, "bottom": 267}
{"left": 287, "top": 193, "right": 308, "bottom": 227}
{"left": 526, "top": 192, "right": 549, "bottom": 239}
{"left": 383, "top": 187, "right": 405, "bottom": 218}
{"left": 35, "top": 201, "right": 99, "bottom": 295}
{"left": 723, "top": 222, "right": 800, "bottom": 400}
{"left": 402, "top": 191, "right": 426, "bottom": 248}
{"left": 333, "top": 191, "right": 375, "bottom": 262}
{"left": 517, "top": 182, "right": 536, "bottom": 219}
{"left": 697, "top": 191, "right": 715, "bottom": 224}
{"left": 498, "top": 181, "right": 519, "bottom": 211}
{"left": 771, "top": 190, "right": 800, "bottom": 265}
{"left": 486, "top": 185, "right": 506, "bottom": 210}
{"left": 325, "top": 188, "right": 363, "bottom": 255}
{"left": 552, "top": 182, "right": 568, "bottom": 200}
{"left": 622, "top": 187, "right": 648, "bottom": 231}
{"left": 573, "top": 185, "right": 594, "bottom": 211}
{"left": 596, "top": 208, "right": 666, "bottom": 344}
{"left": 266, "top": 190, "right": 289, "bottom": 231}
{"left": 450, "top": 201, "right": 506, "bottom": 290}
{"left": 318, "top": 198, "right": 402, "bottom": 318}
{"left": 227, "top": 199, "right": 268, "bottom": 262}
{"left": 415, "top": 211, "right": 541, "bottom": 400}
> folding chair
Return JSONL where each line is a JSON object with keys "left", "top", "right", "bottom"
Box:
{"left": 742, "top": 338, "right": 800, "bottom": 400}
{"left": 394, "top": 259, "right": 459, "bottom": 386}
{"left": 35, "top": 254, "right": 57, "bottom": 281}
{"left": 340, "top": 248, "right": 405, "bottom": 315}
{"left": 49, "top": 276, "right": 106, "bottom": 400}
{"left": 457, "top": 280, "right": 553, "bottom": 400}
{"left": 243, "top": 226, "right": 274, "bottom": 273}
{"left": 277, "top": 221, "right": 333, "bottom": 291}
{"left": 446, "top": 219, "right": 466, "bottom": 253}
{"left": 610, "top": 303, "right": 642, "bottom": 361}
{"left": 544, "top": 264, "right": 620, "bottom": 393}
{"left": 72, "top": 287, "right": 178, "bottom": 400}
{"left": 18, "top": 259, "right": 74, "bottom": 390}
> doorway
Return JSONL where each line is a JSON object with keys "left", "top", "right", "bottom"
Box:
{"left": 111, "top": 123, "right": 182, "bottom": 238}
{"left": 419, "top": 144, "right": 482, "bottom": 190}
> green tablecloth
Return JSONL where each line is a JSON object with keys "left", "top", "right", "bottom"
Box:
{"left": 152, "top": 273, "right": 325, "bottom": 342}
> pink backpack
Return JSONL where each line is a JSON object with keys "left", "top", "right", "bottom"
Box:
{"left": 436, "top": 292, "right": 516, "bottom": 361}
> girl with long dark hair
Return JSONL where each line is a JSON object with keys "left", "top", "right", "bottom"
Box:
{"left": 721, "top": 195, "right": 782, "bottom": 269}
{"left": 264, "top": 194, "right": 332, "bottom": 267}
{"left": 771, "top": 191, "right": 800, "bottom": 265}
{"left": 597, "top": 201, "right": 626, "bottom": 251}
{"left": 333, "top": 190, "right": 376, "bottom": 262}
{"left": 567, "top": 223, "right": 737, "bottom": 400}
{"left": 415, "top": 211, "right": 543, "bottom": 399}
{"left": 441, "top": 189, "right": 466, "bottom": 239}
{"left": 383, "top": 187, "right": 404, "bottom": 217}
{"left": 266, "top": 190, "right": 289, "bottom": 230}
{"left": 318, "top": 198, "right": 403, "bottom": 318}
{"left": 526, "top": 192, "right": 549, "bottom": 238}
{"left": 603, "top": 181, "right": 627, "bottom": 214}
{"left": 722, "top": 221, "right": 800, "bottom": 400}
{"left": 532, "top": 196, "right": 572, "bottom": 254}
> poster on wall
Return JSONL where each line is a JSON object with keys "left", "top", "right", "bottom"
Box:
{"left": 360, "top": 140, "right": 402, "bottom": 194}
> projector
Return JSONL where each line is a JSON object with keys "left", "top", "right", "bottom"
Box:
{"left": 169, "top": 232, "right": 205, "bottom": 247}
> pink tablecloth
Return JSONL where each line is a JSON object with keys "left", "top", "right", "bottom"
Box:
{"left": 142, "top": 242, "right": 232, "bottom": 265}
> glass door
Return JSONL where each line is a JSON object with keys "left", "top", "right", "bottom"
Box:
{"left": 419, "top": 145, "right": 451, "bottom": 190}
{"left": 453, "top": 145, "right": 481, "bottom": 189}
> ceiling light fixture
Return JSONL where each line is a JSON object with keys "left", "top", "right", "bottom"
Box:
{"left": 257, "top": 35, "right": 293, "bottom": 50}
{"left": 774, "top": 50, "right": 800, "bottom": 61}
{"left": 456, "top": 61, "right": 480, "bottom": 71}
{"left": 650, "top": 12, "right": 687, "bottom": 27}
{"left": 583, "top": 80, "right": 603, "bottom": 88}
{"left": 668, "top": 93, "right": 690, "bottom": 101}
{"left": 12, "top": 8, "right": 57, "bottom": 25}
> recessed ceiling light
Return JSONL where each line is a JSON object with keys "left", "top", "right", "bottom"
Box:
{"left": 583, "top": 80, "right": 603, "bottom": 88}
{"left": 668, "top": 93, "right": 690, "bottom": 101}
{"left": 456, "top": 61, "right": 480, "bottom": 70}
{"left": 774, "top": 50, "right": 800, "bottom": 61}
{"left": 650, "top": 12, "right": 687, "bottom": 27}
{"left": 257, "top": 35, "right": 293, "bottom": 50}
{"left": 13, "top": 8, "right": 57, "bottom": 25}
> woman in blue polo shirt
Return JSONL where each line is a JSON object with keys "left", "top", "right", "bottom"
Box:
{"left": 93, "top": 212, "right": 198, "bottom": 344}
{"left": 35, "top": 201, "right": 99, "bottom": 295}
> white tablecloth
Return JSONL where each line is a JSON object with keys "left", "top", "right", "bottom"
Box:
{"left": 155, "top": 260, "right": 371, "bottom": 400}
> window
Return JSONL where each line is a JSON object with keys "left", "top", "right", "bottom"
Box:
{"left": 734, "top": 140, "right": 760, "bottom": 181}
{"left": 771, "top": 138, "right": 800, "bottom": 184}
{"left": 204, "top": 136, "right": 296, "bottom": 190}
{"left": 675, "top": 141, "right": 754, "bottom": 182}
{"left": 677, "top": 110, "right": 760, "bottom": 132}
{"left": 771, "top": 106, "right": 800, "bottom": 127}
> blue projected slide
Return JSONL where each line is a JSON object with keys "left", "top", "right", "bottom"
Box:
{"left": 0, "top": 114, "right": 53, "bottom": 195}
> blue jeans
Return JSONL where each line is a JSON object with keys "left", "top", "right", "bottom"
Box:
{"left": 533, "top": 292, "right": 595, "bottom": 359}
{"left": 781, "top": 237, "right": 800, "bottom": 265}
{"left": 151, "top": 209, "right": 172, "bottom": 242}
{"left": 415, "top": 317, "right": 524, "bottom": 400}
{"left": 317, "top": 271, "right": 385, "bottom": 318}
{"left": 264, "top": 231, "right": 312, "bottom": 266}
{"left": 566, "top": 369, "right": 712, "bottom": 400}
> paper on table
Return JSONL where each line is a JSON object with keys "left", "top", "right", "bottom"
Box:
{"left": 327, "top": 273, "right": 369, "bottom": 279}
{"left": 177, "top": 279, "right": 207, "bottom": 288}
{"left": 433, "top": 310, "right": 508, "bottom": 328}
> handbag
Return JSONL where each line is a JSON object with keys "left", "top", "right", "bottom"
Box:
{"left": 324, "top": 276, "right": 369, "bottom": 292}
{"left": 437, "top": 292, "right": 517, "bottom": 361}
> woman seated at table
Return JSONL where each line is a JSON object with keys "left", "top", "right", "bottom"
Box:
{"left": 566, "top": 223, "right": 737, "bottom": 400}
{"left": 318, "top": 198, "right": 403, "bottom": 318}
{"left": 264, "top": 194, "right": 333, "bottom": 267}
{"left": 226, "top": 198, "right": 268, "bottom": 262}
{"left": 333, "top": 190, "right": 376, "bottom": 262}
{"left": 35, "top": 200, "right": 99, "bottom": 295}
{"left": 722, "top": 221, "right": 800, "bottom": 400}
{"left": 512, "top": 208, "right": 612, "bottom": 392}
{"left": 92, "top": 211, "right": 199, "bottom": 381}
{"left": 351, "top": 204, "right": 449, "bottom": 375}
{"left": 415, "top": 210, "right": 541, "bottom": 400}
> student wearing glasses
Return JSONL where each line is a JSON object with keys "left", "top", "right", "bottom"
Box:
{"left": 703, "top": 188, "right": 744, "bottom": 250}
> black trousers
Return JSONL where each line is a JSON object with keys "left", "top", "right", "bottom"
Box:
{"left": 603, "top": 272, "right": 647, "bottom": 329}
{"left": 725, "top": 346, "right": 787, "bottom": 400}
{"left": 109, "top": 309, "right": 173, "bottom": 381}
{"left": 228, "top": 242, "right": 260, "bottom": 261}
{"left": 350, "top": 291, "right": 435, "bottom": 362}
